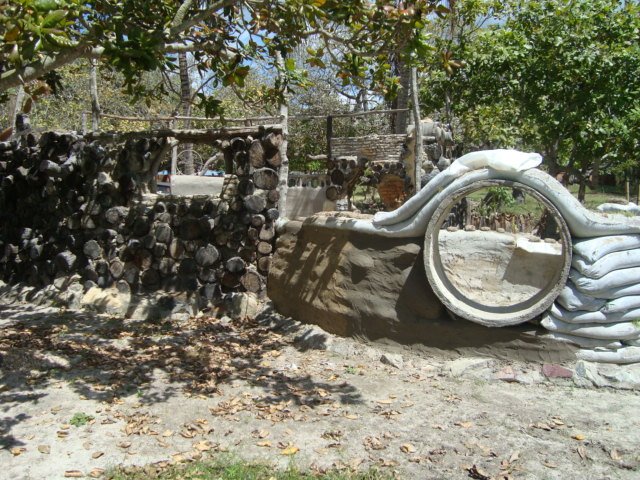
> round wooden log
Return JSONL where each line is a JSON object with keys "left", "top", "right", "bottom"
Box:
{"left": 109, "top": 259, "right": 124, "bottom": 279}
{"left": 195, "top": 244, "right": 220, "bottom": 267}
{"left": 248, "top": 139, "right": 265, "bottom": 168}
{"left": 243, "top": 194, "right": 267, "bottom": 213}
{"left": 247, "top": 227, "right": 259, "bottom": 241}
{"left": 330, "top": 169, "right": 345, "bottom": 186}
{"left": 262, "top": 132, "right": 283, "bottom": 150}
{"left": 221, "top": 271, "right": 241, "bottom": 289}
{"left": 215, "top": 231, "right": 230, "bottom": 246}
{"left": 198, "top": 268, "right": 217, "bottom": 284}
{"left": 239, "top": 246, "right": 257, "bottom": 263}
{"left": 250, "top": 214, "right": 265, "bottom": 228}
{"left": 240, "top": 268, "right": 263, "bottom": 293}
{"left": 135, "top": 249, "right": 153, "bottom": 270}
{"left": 169, "top": 239, "right": 185, "bottom": 259}
{"left": 267, "top": 189, "right": 280, "bottom": 203}
{"left": 266, "top": 208, "right": 279, "bottom": 220}
{"left": 54, "top": 251, "right": 77, "bottom": 272}
{"left": 266, "top": 150, "right": 281, "bottom": 168}
{"left": 230, "top": 136, "right": 246, "bottom": 152}
{"left": 257, "top": 255, "right": 271, "bottom": 272}
{"left": 83, "top": 239, "right": 102, "bottom": 260}
{"left": 259, "top": 225, "right": 275, "bottom": 241}
{"left": 237, "top": 178, "right": 255, "bottom": 196}
{"left": 253, "top": 167, "right": 279, "bottom": 190}
{"left": 257, "top": 241, "right": 273, "bottom": 255}
{"left": 225, "top": 256, "right": 246, "bottom": 273}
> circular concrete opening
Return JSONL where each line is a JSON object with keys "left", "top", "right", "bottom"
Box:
{"left": 424, "top": 179, "right": 572, "bottom": 327}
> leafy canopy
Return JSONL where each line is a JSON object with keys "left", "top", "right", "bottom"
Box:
{"left": 1, "top": 1, "right": 448, "bottom": 114}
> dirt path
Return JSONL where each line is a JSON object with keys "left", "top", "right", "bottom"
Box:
{"left": 1, "top": 301, "right": 639, "bottom": 479}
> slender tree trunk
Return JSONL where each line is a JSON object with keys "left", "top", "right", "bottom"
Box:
{"left": 9, "top": 85, "right": 25, "bottom": 130}
{"left": 89, "top": 59, "right": 101, "bottom": 131}
{"left": 275, "top": 51, "right": 290, "bottom": 218}
{"left": 393, "top": 60, "right": 411, "bottom": 134}
{"left": 178, "top": 52, "right": 194, "bottom": 174}
{"left": 410, "top": 67, "right": 423, "bottom": 194}
{"left": 591, "top": 156, "right": 601, "bottom": 191}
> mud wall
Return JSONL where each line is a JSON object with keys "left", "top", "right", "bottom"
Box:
{"left": 268, "top": 218, "right": 571, "bottom": 360}
{"left": 0, "top": 127, "right": 283, "bottom": 305}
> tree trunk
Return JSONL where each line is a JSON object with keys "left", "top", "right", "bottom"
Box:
{"left": 275, "top": 50, "right": 289, "bottom": 218}
{"left": 410, "top": 66, "right": 423, "bottom": 195}
{"left": 8, "top": 85, "right": 25, "bottom": 132}
{"left": 578, "top": 174, "right": 587, "bottom": 203}
{"left": 178, "top": 52, "right": 194, "bottom": 175}
{"left": 90, "top": 59, "right": 101, "bottom": 131}
{"left": 392, "top": 59, "right": 410, "bottom": 134}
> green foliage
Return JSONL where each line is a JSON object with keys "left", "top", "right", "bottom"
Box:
{"left": 8, "top": 59, "right": 177, "bottom": 132}
{"left": 420, "top": 0, "right": 640, "bottom": 184}
{"left": 479, "top": 186, "right": 515, "bottom": 215}
{"left": 1, "top": 0, "right": 448, "bottom": 117}
{"left": 69, "top": 412, "right": 94, "bottom": 427}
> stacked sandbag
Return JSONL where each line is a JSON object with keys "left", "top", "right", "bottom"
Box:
{"left": 542, "top": 234, "right": 640, "bottom": 363}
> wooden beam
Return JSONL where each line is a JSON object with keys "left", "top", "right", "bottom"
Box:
{"left": 85, "top": 125, "right": 283, "bottom": 143}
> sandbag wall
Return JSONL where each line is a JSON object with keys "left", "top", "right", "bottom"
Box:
{"left": 543, "top": 234, "right": 640, "bottom": 363}
{"left": 0, "top": 127, "right": 283, "bottom": 304}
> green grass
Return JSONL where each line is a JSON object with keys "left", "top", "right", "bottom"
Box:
{"left": 108, "top": 460, "right": 394, "bottom": 480}
{"left": 566, "top": 184, "right": 629, "bottom": 210}
{"left": 69, "top": 412, "right": 94, "bottom": 427}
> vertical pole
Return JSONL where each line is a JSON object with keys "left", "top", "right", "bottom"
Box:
{"left": 326, "top": 115, "right": 333, "bottom": 161}
{"left": 90, "top": 59, "right": 101, "bottom": 131}
{"left": 275, "top": 51, "right": 290, "bottom": 218}
{"left": 410, "top": 66, "right": 424, "bottom": 195}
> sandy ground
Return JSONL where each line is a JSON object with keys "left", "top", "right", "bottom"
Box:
{"left": 1, "top": 300, "right": 639, "bottom": 480}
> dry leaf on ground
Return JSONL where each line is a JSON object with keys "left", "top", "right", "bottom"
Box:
{"left": 280, "top": 445, "right": 299, "bottom": 455}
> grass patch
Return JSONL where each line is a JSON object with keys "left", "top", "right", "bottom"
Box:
{"left": 108, "top": 460, "right": 394, "bottom": 480}
{"left": 69, "top": 412, "right": 94, "bottom": 427}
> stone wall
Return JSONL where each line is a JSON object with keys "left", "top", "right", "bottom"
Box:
{"left": 0, "top": 126, "right": 283, "bottom": 307}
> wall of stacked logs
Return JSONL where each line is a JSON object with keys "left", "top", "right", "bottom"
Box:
{"left": 0, "top": 126, "right": 284, "bottom": 303}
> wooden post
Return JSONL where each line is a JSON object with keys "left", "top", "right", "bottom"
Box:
{"left": 410, "top": 66, "right": 423, "bottom": 195}
{"left": 81, "top": 112, "right": 87, "bottom": 135}
{"left": 89, "top": 59, "right": 101, "bottom": 131}
{"left": 275, "top": 51, "right": 290, "bottom": 218}
{"left": 326, "top": 115, "right": 333, "bottom": 161}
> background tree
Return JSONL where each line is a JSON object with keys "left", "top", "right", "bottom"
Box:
{"left": 421, "top": 0, "right": 640, "bottom": 202}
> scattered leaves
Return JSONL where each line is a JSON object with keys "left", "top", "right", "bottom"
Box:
{"left": 467, "top": 464, "right": 491, "bottom": 480}
{"left": 454, "top": 421, "right": 473, "bottom": 428}
{"left": 38, "top": 445, "right": 51, "bottom": 454}
{"left": 64, "top": 471, "right": 84, "bottom": 478}
{"left": 400, "top": 443, "right": 417, "bottom": 454}
{"left": 280, "top": 445, "right": 299, "bottom": 456}
{"left": 10, "top": 447, "right": 26, "bottom": 456}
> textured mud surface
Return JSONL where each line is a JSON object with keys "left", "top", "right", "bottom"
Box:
{"left": 1, "top": 301, "right": 639, "bottom": 480}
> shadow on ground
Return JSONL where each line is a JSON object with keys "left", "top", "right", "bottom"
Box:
{"left": 0, "top": 302, "right": 362, "bottom": 448}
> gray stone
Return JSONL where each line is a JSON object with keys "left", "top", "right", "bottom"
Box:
{"left": 380, "top": 353, "right": 404, "bottom": 369}
{"left": 447, "top": 357, "right": 493, "bottom": 378}
{"left": 224, "top": 292, "right": 260, "bottom": 320}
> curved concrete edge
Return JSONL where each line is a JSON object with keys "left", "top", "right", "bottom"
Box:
{"left": 301, "top": 168, "right": 640, "bottom": 239}
{"left": 423, "top": 179, "right": 572, "bottom": 328}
